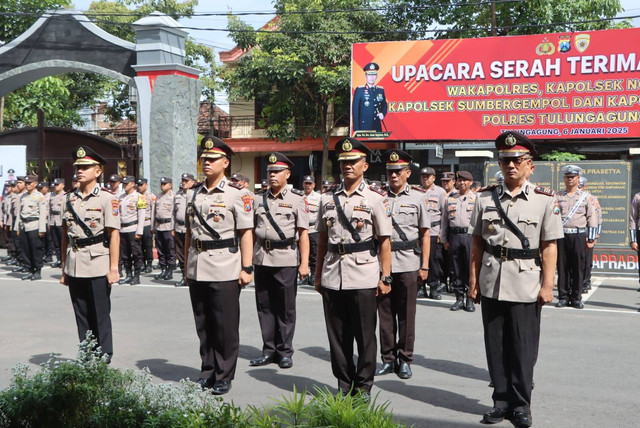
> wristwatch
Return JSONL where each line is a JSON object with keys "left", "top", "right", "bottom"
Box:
{"left": 419, "top": 267, "right": 429, "bottom": 271}
{"left": 242, "top": 266, "right": 254, "bottom": 274}
{"left": 381, "top": 275, "right": 393, "bottom": 285}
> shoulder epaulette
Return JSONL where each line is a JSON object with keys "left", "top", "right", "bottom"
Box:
{"left": 64, "top": 189, "right": 74, "bottom": 195}
{"left": 411, "top": 185, "right": 426, "bottom": 193}
{"left": 534, "top": 186, "right": 555, "bottom": 197}
{"left": 228, "top": 181, "right": 244, "bottom": 190}
{"left": 478, "top": 184, "right": 498, "bottom": 193}
{"left": 322, "top": 184, "right": 339, "bottom": 194}
{"left": 369, "top": 184, "right": 388, "bottom": 196}
{"left": 101, "top": 187, "right": 115, "bottom": 194}
{"left": 291, "top": 188, "right": 304, "bottom": 196}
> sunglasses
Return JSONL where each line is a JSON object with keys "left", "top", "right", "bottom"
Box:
{"left": 498, "top": 156, "right": 530, "bottom": 166}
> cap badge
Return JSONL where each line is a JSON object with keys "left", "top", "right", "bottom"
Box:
{"left": 342, "top": 141, "right": 353, "bottom": 152}
{"left": 505, "top": 134, "right": 516, "bottom": 147}
{"left": 204, "top": 138, "right": 214, "bottom": 149}
{"left": 369, "top": 64, "right": 375, "bottom": 70}
{"left": 390, "top": 152, "right": 399, "bottom": 162}
{"left": 269, "top": 154, "right": 277, "bottom": 163}
{"left": 76, "top": 147, "right": 86, "bottom": 158}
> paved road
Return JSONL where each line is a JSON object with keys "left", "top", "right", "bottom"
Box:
{"left": 0, "top": 261, "right": 638, "bottom": 427}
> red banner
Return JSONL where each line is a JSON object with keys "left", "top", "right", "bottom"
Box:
{"left": 351, "top": 28, "right": 640, "bottom": 141}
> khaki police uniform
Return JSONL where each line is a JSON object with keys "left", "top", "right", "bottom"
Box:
{"left": 16, "top": 189, "right": 47, "bottom": 276}
{"left": 629, "top": 192, "right": 640, "bottom": 286}
{"left": 441, "top": 190, "right": 476, "bottom": 304}
{"left": 318, "top": 180, "right": 392, "bottom": 394}
{"left": 556, "top": 188, "right": 598, "bottom": 303}
{"left": 304, "top": 189, "right": 321, "bottom": 286}
{"left": 470, "top": 180, "right": 563, "bottom": 415}
{"left": 253, "top": 186, "right": 308, "bottom": 360}
{"left": 378, "top": 183, "right": 430, "bottom": 369}
{"left": 50, "top": 190, "right": 65, "bottom": 265}
{"left": 173, "top": 187, "right": 189, "bottom": 282}
{"left": 119, "top": 189, "right": 145, "bottom": 282}
{"left": 2, "top": 187, "right": 16, "bottom": 261}
{"left": 423, "top": 183, "right": 447, "bottom": 296}
{"left": 154, "top": 188, "right": 175, "bottom": 277}
{"left": 583, "top": 193, "right": 601, "bottom": 291}
{"left": 10, "top": 191, "right": 23, "bottom": 263}
{"left": 139, "top": 190, "right": 156, "bottom": 271}
{"left": 186, "top": 177, "right": 254, "bottom": 384}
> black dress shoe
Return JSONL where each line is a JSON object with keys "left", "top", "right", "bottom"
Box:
{"left": 397, "top": 362, "right": 412, "bottom": 379}
{"left": 249, "top": 354, "right": 276, "bottom": 366}
{"left": 570, "top": 300, "right": 584, "bottom": 309}
{"left": 21, "top": 272, "right": 33, "bottom": 280}
{"left": 375, "top": 362, "right": 395, "bottom": 376}
{"left": 450, "top": 299, "right": 464, "bottom": 311}
{"left": 512, "top": 411, "right": 532, "bottom": 428}
{"left": 482, "top": 407, "right": 509, "bottom": 424}
{"left": 555, "top": 299, "right": 568, "bottom": 308}
{"left": 211, "top": 380, "right": 232, "bottom": 395}
{"left": 416, "top": 285, "right": 428, "bottom": 298}
{"left": 464, "top": 298, "right": 476, "bottom": 312}
{"left": 195, "top": 377, "right": 213, "bottom": 390}
{"left": 278, "top": 356, "right": 293, "bottom": 369}
{"left": 13, "top": 266, "right": 29, "bottom": 273}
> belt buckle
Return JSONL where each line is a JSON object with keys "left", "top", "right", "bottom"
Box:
{"left": 500, "top": 246, "right": 508, "bottom": 262}
{"left": 196, "top": 239, "right": 203, "bottom": 253}
{"left": 264, "top": 239, "right": 272, "bottom": 251}
{"left": 337, "top": 243, "right": 346, "bottom": 255}
{"left": 72, "top": 240, "right": 78, "bottom": 252}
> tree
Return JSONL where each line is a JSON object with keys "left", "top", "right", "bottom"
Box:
{"left": 384, "top": 0, "right": 630, "bottom": 40}
{"left": 225, "top": 0, "right": 399, "bottom": 180}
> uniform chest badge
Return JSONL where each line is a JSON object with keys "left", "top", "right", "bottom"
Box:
{"left": 488, "top": 224, "right": 496, "bottom": 233}
{"left": 241, "top": 194, "right": 253, "bottom": 212}
{"left": 383, "top": 199, "right": 391, "bottom": 217}
{"left": 111, "top": 199, "right": 119, "bottom": 216}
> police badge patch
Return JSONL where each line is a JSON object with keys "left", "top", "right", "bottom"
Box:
{"left": 241, "top": 194, "right": 253, "bottom": 212}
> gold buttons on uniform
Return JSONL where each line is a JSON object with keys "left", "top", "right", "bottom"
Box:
{"left": 509, "top": 202, "right": 514, "bottom": 207}
{"left": 488, "top": 224, "right": 495, "bottom": 233}
{"left": 504, "top": 238, "right": 509, "bottom": 243}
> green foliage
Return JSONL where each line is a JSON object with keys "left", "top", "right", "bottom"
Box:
{"left": 0, "top": 0, "right": 71, "bottom": 44}
{"left": 540, "top": 150, "right": 587, "bottom": 161}
{"left": 385, "top": 0, "right": 629, "bottom": 39}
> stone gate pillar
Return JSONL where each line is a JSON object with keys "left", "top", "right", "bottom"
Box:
{"left": 132, "top": 12, "right": 202, "bottom": 192}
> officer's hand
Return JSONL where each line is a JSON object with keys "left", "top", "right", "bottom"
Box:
{"left": 135, "top": 234, "right": 141, "bottom": 240}
{"left": 314, "top": 281, "right": 323, "bottom": 295}
{"left": 586, "top": 240, "right": 595, "bottom": 249}
{"left": 38, "top": 232, "right": 45, "bottom": 238}
{"left": 298, "top": 264, "right": 310, "bottom": 280}
{"left": 537, "top": 287, "right": 554, "bottom": 306}
{"left": 631, "top": 242, "right": 639, "bottom": 252}
{"left": 417, "top": 268, "right": 428, "bottom": 282}
{"left": 106, "top": 269, "right": 119, "bottom": 286}
{"left": 16, "top": 230, "right": 20, "bottom": 237}
{"left": 443, "top": 242, "right": 449, "bottom": 251}
{"left": 376, "top": 280, "right": 391, "bottom": 297}
{"left": 171, "top": 230, "right": 175, "bottom": 238}
{"left": 468, "top": 281, "right": 480, "bottom": 304}
{"left": 60, "top": 272, "right": 68, "bottom": 286}
{"left": 377, "top": 112, "right": 384, "bottom": 120}
{"left": 239, "top": 271, "right": 252, "bottom": 287}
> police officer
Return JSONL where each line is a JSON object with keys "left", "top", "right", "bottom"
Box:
{"left": 185, "top": 134, "right": 254, "bottom": 395}
{"left": 173, "top": 173, "right": 196, "bottom": 287}
{"left": 2, "top": 181, "right": 17, "bottom": 264}
{"left": 441, "top": 171, "right": 477, "bottom": 312}
{"left": 15, "top": 175, "right": 47, "bottom": 280}
{"left": 439, "top": 171, "right": 456, "bottom": 291}
{"left": 250, "top": 152, "right": 309, "bottom": 369}
{"left": 153, "top": 177, "right": 175, "bottom": 280}
{"left": 352, "top": 62, "right": 387, "bottom": 133}
{"left": 579, "top": 176, "right": 601, "bottom": 293}
{"left": 38, "top": 181, "right": 54, "bottom": 264}
{"left": 107, "top": 174, "right": 124, "bottom": 198}
{"left": 419, "top": 167, "right": 447, "bottom": 299}
{"left": 49, "top": 178, "right": 66, "bottom": 268}
{"left": 136, "top": 178, "right": 156, "bottom": 273}
{"left": 118, "top": 176, "right": 144, "bottom": 285}
{"left": 321, "top": 180, "right": 332, "bottom": 192}
{"left": 555, "top": 165, "right": 598, "bottom": 309}
{"left": 375, "top": 150, "right": 430, "bottom": 380}
{"left": 441, "top": 172, "right": 456, "bottom": 195}
{"left": 469, "top": 132, "right": 563, "bottom": 428}
{"left": 315, "top": 137, "right": 392, "bottom": 397}
{"left": 630, "top": 189, "right": 640, "bottom": 291}
{"left": 10, "top": 177, "right": 26, "bottom": 269}
{"left": 231, "top": 172, "right": 250, "bottom": 190}
{"left": 302, "top": 175, "right": 321, "bottom": 286}
{"left": 61, "top": 146, "right": 120, "bottom": 362}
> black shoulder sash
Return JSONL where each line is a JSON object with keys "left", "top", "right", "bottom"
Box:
{"left": 491, "top": 187, "right": 529, "bottom": 249}
{"left": 262, "top": 191, "right": 287, "bottom": 240}
{"left": 66, "top": 192, "right": 94, "bottom": 237}
{"left": 332, "top": 192, "right": 361, "bottom": 242}
{"left": 189, "top": 189, "right": 221, "bottom": 240}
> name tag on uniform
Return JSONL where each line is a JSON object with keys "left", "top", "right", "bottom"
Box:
{"left": 485, "top": 206, "right": 498, "bottom": 212}
{"left": 87, "top": 208, "right": 102, "bottom": 212}
{"left": 325, "top": 204, "right": 335, "bottom": 210}
{"left": 354, "top": 205, "right": 371, "bottom": 213}
{"left": 212, "top": 203, "right": 226, "bottom": 208}
{"left": 279, "top": 203, "right": 293, "bottom": 208}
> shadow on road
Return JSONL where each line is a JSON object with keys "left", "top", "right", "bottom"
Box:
{"left": 583, "top": 300, "right": 639, "bottom": 311}
{"left": 376, "top": 380, "right": 486, "bottom": 416}
{"left": 247, "top": 368, "right": 335, "bottom": 395}
{"left": 412, "top": 354, "right": 490, "bottom": 382}
{"left": 239, "top": 344, "right": 264, "bottom": 361}
{"left": 298, "top": 346, "right": 331, "bottom": 363}
{"left": 29, "top": 353, "right": 73, "bottom": 366}
{"left": 136, "top": 358, "right": 200, "bottom": 382}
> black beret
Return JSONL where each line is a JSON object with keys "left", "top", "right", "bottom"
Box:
{"left": 457, "top": 171, "right": 473, "bottom": 181}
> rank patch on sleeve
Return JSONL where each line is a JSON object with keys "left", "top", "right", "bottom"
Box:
{"left": 242, "top": 194, "right": 253, "bottom": 212}
{"left": 111, "top": 199, "right": 119, "bottom": 216}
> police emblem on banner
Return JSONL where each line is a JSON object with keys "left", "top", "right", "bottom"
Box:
{"left": 575, "top": 34, "right": 590, "bottom": 53}
{"left": 535, "top": 37, "right": 555, "bottom": 56}
{"left": 558, "top": 35, "right": 571, "bottom": 53}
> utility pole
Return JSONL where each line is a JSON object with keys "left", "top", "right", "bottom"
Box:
{"left": 0, "top": 96, "right": 4, "bottom": 132}
{"left": 490, "top": 0, "right": 497, "bottom": 36}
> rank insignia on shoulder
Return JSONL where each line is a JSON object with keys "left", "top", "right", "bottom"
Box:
{"left": 291, "top": 188, "right": 304, "bottom": 196}
{"left": 478, "top": 184, "right": 498, "bottom": 192}
{"left": 369, "top": 184, "right": 388, "bottom": 196}
{"left": 410, "top": 185, "right": 427, "bottom": 193}
{"left": 228, "top": 181, "right": 244, "bottom": 190}
{"left": 534, "top": 186, "right": 555, "bottom": 196}
{"left": 101, "top": 187, "right": 115, "bottom": 194}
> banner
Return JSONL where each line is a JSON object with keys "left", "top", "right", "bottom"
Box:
{"left": 351, "top": 28, "right": 640, "bottom": 140}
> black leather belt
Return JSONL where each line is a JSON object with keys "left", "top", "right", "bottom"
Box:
{"left": 156, "top": 218, "right": 171, "bottom": 224}
{"left": 430, "top": 221, "right": 440, "bottom": 228}
{"left": 121, "top": 220, "right": 138, "bottom": 228}
{"left": 328, "top": 240, "right": 376, "bottom": 255}
{"left": 71, "top": 233, "right": 107, "bottom": 251}
{"left": 193, "top": 238, "right": 237, "bottom": 252}
{"left": 258, "top": 237, "right": 296, "bottom": 250}
{"left": 449, "top": 227, "right": 468, "bottom": 234}
{"left": 51, "top": 210, "right": 61, "bottom": 215}
{"left": 391, "top": 239, "right": 419, "bottom": 251}
{"left": 21, "top": 216, "right": 39, "bottom": 222}
{"left": 176, "top": 219, "right": 186, "bottom": 226}
{"left": 485, "top": 243, "right": 539, "bottom": 261}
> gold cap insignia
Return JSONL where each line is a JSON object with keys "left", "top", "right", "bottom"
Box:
{"left": 369, "top": 64, "right": 375, "bottom": 70}
{"left": 390, "top": 152, "right": 399, "bottom": 162}
{"left": 269, "top": 154, "right": 277, "bottom": 163}
{"left": 505, "top": 134, "right": 516, "bottom": 147}
{"left": 76, "top": 147, "right": 86, "bottom": 158}
{"left": 204, "top": 138, "right": 214, "bottom": 149}
{"left": 342, "top": 141, "right": 353, "bottom": 152}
